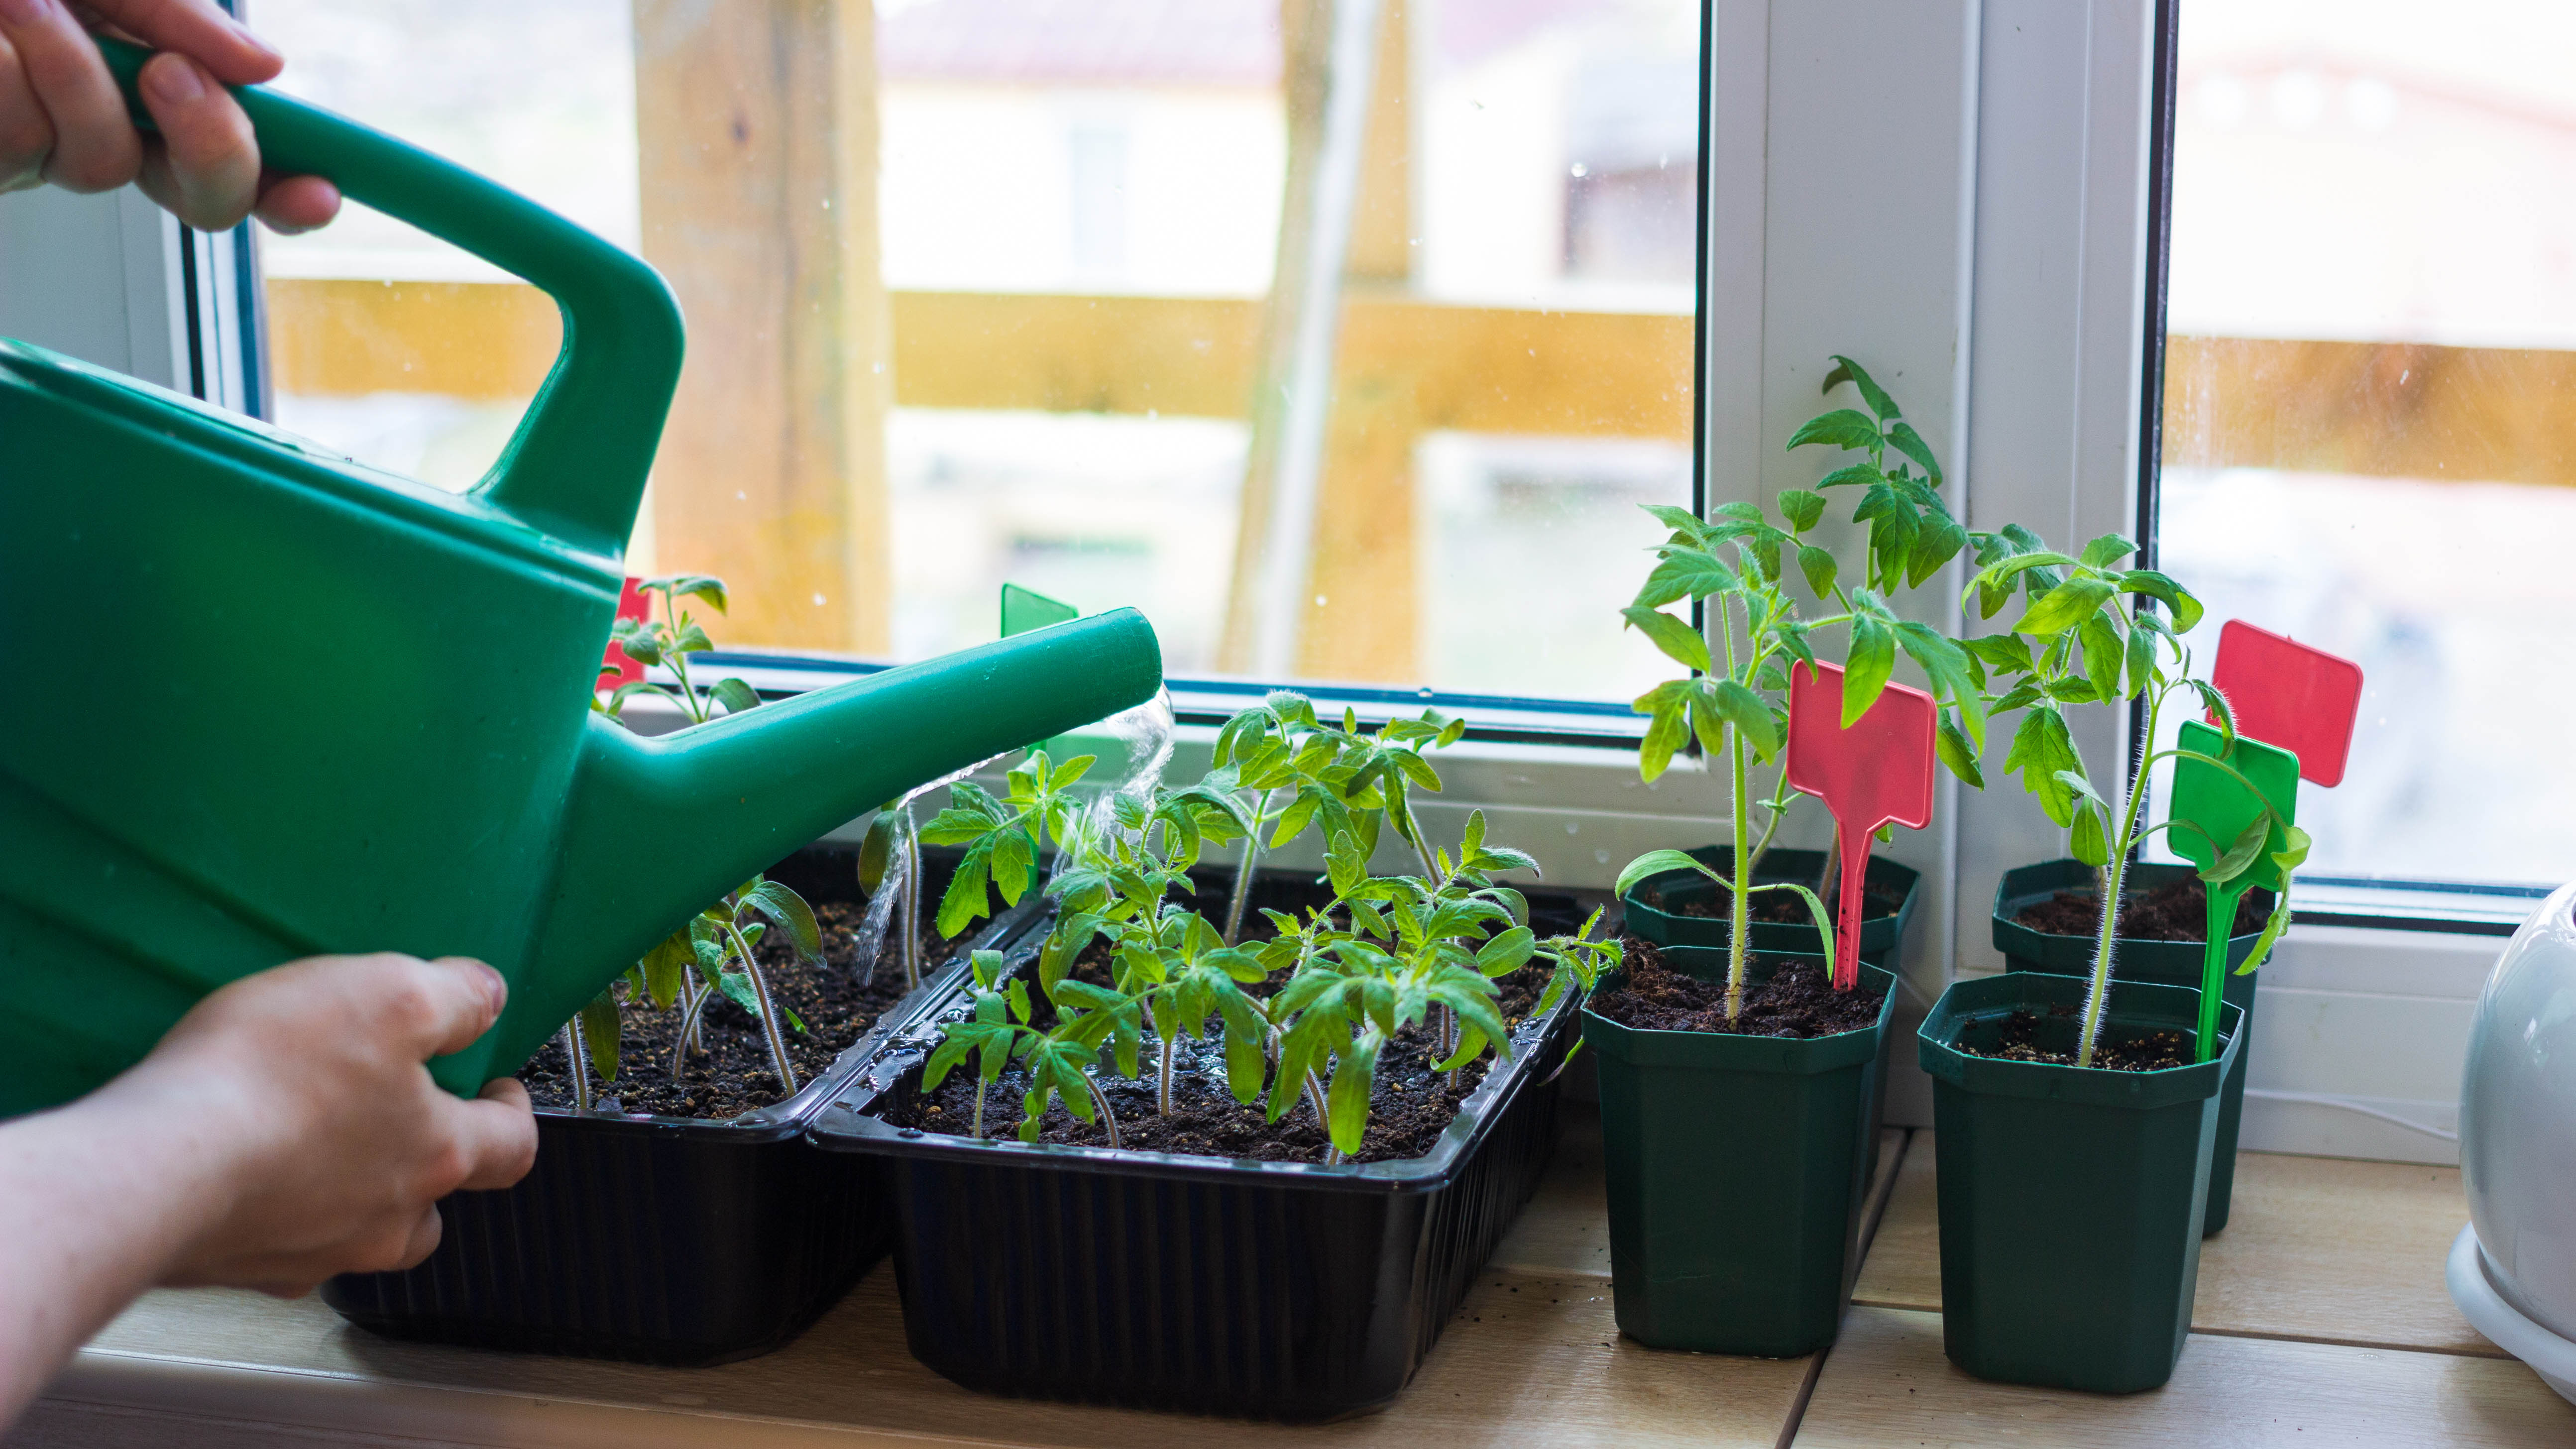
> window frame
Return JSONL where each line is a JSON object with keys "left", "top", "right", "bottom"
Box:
{"left": 0, "top": 0, "right": 2505, "bottom": 1156}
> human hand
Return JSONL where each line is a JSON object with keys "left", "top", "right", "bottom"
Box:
{"left": 0, "top": 0, "right": 338, "bottom": 231}
{"left": 94, "top": 953, "right": 537, "bottom": 1296}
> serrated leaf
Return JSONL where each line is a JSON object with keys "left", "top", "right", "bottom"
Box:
{"left": 2013, "top": 576, "right": 2117, "bottom": 636}
{"left": 1638, "top": 704, "right": 1686, "bottom": 783}
{"left": 1843, "top": 614, "right": 1896, "bottom": 727}
{"left": 1704, "top": 677, "right": 1783, "bottom": 759}
{"left": 578, "top": 987, "right": 621, "bottom": 1083}
{"left": 1824, "top": 354, "right": 1900, "bottom": 420}
{"left": 936, "top": 849, "right": 992, "bottom": 938}
{"left": 2080, "top": 533, "right": 2138, "bottom": 568}
{"left": 1621, "top": 605, "right": 1711, "bottom": 673}
{"left": 1788, "top": 408, "right": 1883, "bottom": 452}
{"left": 1779, "top": 488, "right": 1826, "bottom": 531}
{"left": 1797, "top": 544, "right": 1838, "bottom": 599}
{"left": 1886, "top": 420, "right": 1942, "bottom": 485}
{"left": 1636, "top": 548, "right": 1739, "bottom": 608}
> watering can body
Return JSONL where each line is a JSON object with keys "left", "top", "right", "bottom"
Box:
{"left": 0, "top": 45, "right": 1161, "bottom": 1115}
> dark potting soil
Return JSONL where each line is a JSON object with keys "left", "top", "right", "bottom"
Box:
{"left": 1585, "top": 936, "right": 1884, "bottom": 1038}
{"left": 2015, "top": 875, "right": 2263, "bottom": 942}
{"left": 882, "top": 961, "right": 1556, "bottom": 1165}
{"left": 1952, "top": 1004, "right": 2193, "bottom": 1073}
{"left": 1636, "top": 879, "right": 1903, "bottom": 925}
{"left": 521, "top": 900, "right": 966, "bottom": 1120}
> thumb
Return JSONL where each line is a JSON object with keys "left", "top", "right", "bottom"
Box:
{"left": 405, "top": 956, "right": 510, "bottom": 1059}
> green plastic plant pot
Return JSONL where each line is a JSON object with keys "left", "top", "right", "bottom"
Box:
{"left": 1917, "top": 972, "right": 2243, "bottom": 1394}
{"left": 1583, "top": 947, "right": 1899, "bottom": 1356}
{"left": 1621, "top": 847, "right": 1918, "bottom": 973}
{"left": 1992, "top": 858, "right": 2271, "bottom": 1235}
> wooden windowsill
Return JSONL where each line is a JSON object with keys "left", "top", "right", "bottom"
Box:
{"left": 11, "top": 1110, "right": 2572, "bottom": 1448}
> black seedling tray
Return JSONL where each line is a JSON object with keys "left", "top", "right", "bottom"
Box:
{"left": 321, "top": 843, "right": 1038, "bottom": 1364}
{"left": 808, "top": 875, "right": 1595, "bottom": 1420}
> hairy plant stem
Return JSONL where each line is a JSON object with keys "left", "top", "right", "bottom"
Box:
{"left": 1726, "top": 728, "right": 1752, "bottom": 1021}
{"left": 972, "top": 1077, "right": 989, "bottom": 1140}
{"left": 726, "top": 922, "right": 801, "bottom": 1096}
{"left": 1743, "top": 765, "right": 1793, "bottom": 882}
{"left": 898, "top": 834, "right": 923, "bottom": 990}
{"left": 1223, "top": 788, "right": 1271, "bottom": 946}
{"left": 670, "top": 969, "right": 711, "bottom": 1081}
{"left": 1085, "top": 1074, "right": 1123, "bottom": 1150}
{"left": 1153, "top": 1003, "right": 1177, "bottom": 1116}
{"left": 561, "top": 1024, "right": 592, "bottom": 1113}
{"left": 1304, "top": 1068, "right": 1341, "bottom": 1166}
{"left": 2075, "top": 683, "right": 2170, "bottom": 1067}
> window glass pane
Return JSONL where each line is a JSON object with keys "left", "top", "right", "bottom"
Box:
{"left": 252, "top": 0, "right": 1699, "bottom": 702}
{"left": 2156, "top": 0, "right": 2576, "bottom": 882}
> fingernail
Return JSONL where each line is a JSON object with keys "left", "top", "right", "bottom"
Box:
{"left": 0, "top": 0, "right": 56, "bottom": 29}
{"left": 477, "top": 964, "right": 509, "bottom": 1017}
{"left": 145, "top": 57, "right": 206, "bottom": 105}
{"left": 234, "top": 21, "right": 283, "bottom": 65}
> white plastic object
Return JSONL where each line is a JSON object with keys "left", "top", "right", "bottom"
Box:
{"left": 2449, "top": 1224, "right": 2576, "bottom": 1407}
{"left": 2459, "top": 880, "right": 2576, "bottom": 1337}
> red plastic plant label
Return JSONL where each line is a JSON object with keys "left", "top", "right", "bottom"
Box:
{"left": 2209, "top": 619, "right": 2363, "bottom": 787}
{"left": 600, "top": 575, "right": 649, "bottom": 687}
{"left": 1786, "top": 662, "right": 1936, "bottom": 989}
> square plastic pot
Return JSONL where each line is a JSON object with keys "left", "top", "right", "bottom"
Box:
{"left": 1583, "top": 948, "right": 1898, "bottom": 1355}
{"left": 1992, "top": 858, "right": 2271, "bottom": 1235}
{"left": 320, "top": 845, "right": 1037, "bottom": 1365}
{"left": 1918, "top": 972, "right": 2242, "bottom": 1394}
{"left": 1621, "top": 846, "right": 1918, "bottom": 974}
{"left": 806, "top": 936, "right": 1585, "bottom": 1421}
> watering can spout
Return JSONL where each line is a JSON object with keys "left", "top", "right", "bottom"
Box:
{"left": 491, "top": 608, "right": 1163, "bottom": 1082}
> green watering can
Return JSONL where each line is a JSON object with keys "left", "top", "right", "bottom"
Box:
{"left": 0, "top": 41, "right": 1162, "bottom": 1116}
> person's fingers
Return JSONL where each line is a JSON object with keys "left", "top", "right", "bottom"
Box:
{"left": 0, "top": 32, "right": 52, "bottom": 192}
{"left": 81, "top": 0, "right": 279, "bottom": 86}
{"left": 384, "top": 955, "right": 509, "bottom": 1059}
{"left": 2, "top": 0, "right": 141, "bottom": 193}
{"left": 442, "top": 1085, "right": 538, "bottom": 1193}
{"left": 390, "top": 1202, "right": 445, "bottom": 1270}
{"left": 252, "top": 170, "right": 338, "bottom": 233}
{"left": 131, "top": 50, "right": 253, "bottom": 228}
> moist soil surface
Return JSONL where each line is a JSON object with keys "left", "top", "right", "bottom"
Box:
{"left": 884, "top": 960, "right": 1555, "bottom": 1165}
{"left": 2016, "top": 875, "right": 2263, "bottom": 942}
{"left": 1952, "top": 1003, "right": 2194, "bottom": 1072}
{"left": 1636, "top": 879, "right": 1904, "bottom": 925}
{"left": 522, "top": 846, "right": 989, "bottom": 1119}
{"left": 1584, "top": 935, "right": 1884, "bottom": 1037}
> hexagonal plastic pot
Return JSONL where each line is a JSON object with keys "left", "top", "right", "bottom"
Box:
{"left": 1991, "top": 858, "right": 2271, "bottom": 1234}
{"left": 1583, "top": 947, "right": 1899, "bottom": 1355}
{"left": 1918, "top": 971, "right": 2242, "bottom": 1394}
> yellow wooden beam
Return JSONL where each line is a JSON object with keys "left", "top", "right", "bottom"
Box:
{"left": 2165, "top": 335, "right": 2576, "bottom": 488}
{"left": 630, "top": 0, "right": 893, "bottom": 654}
{"left": 264, "top": 278, "right": 558, "bottom": 401}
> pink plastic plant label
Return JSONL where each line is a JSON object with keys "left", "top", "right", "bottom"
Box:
{"left": 2210, "top": 619, "right": 2363, "bottom": 787}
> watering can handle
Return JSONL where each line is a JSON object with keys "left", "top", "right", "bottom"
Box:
{"left": 95, "top": 37, "right": 682, "bottom": 561}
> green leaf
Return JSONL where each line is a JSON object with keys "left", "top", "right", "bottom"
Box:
{"left": 1637, "top": 704, "right": 1687, "bottom": 783}
{"left": 1476, "top": 925, "right": 1537, "bottom": 976}
{"left": 1615, "top": 850, "right": 1722, "bottom": 900}
{"left": 1788, "top": 407, "right": 1883, "bottom": 453}
{"left": 1796, "top": 544, "right": 1838, "bottom": 599}
{"left": 711, "top": 677, "right": 761, "bottom": 715}
{"left": 2051, "top": 769, "right": 2109, "bottom": 812}
{"left": 1620, "top": 605, "right": 1710, "bottom": 673}
{"left": 1936, "top": 710, "right": 1984, "bottom": 788}
{"left": 639, "top": 928, "right": 691, "bottom": 1009}
{"left": 1636, "top": 548, "right": 1739, "bottom": 608}
{"left": 745, "top": 881, "right": 822, "bottom": 961}
{"left": 1906, "top": 510, "right": 1967, "bottom": 588}
{"left": 2080, "top": 534, "right": 2138, "bottom": 569}
{"left": 1703, "top": 678, "right": 1783, "bottom": 759}
{"left": 2118, "top": 569, "right": 2205, "bottom": 634}
{"left": 1326, "top": 1030, "right": 1380, "bottom": 1155}
{"left": 2125, "top": 616, "right": 2157, "bottom": 699}
{"left": 1638, "top": 502, "right": 1708, "bottom": 541}
{"left": 2079, "top": 613, "right": 2126, "bottom": 703}
{"left": 2068, "top": 800, "right": 2109, "bottom": 866}
{"left": 1885, "top": 421, "right": 1942, "bottom": 485}
{"left": 715, "top": 968, "right": 764, "bottom": 1020}
{"left": 2200, "top": 815, "right": 2271, "bottom": 887}
{"left": 1778, "top": 488, "right": 1826, "bottom": 532}
{"left": 578, "top": 987, "right": 621, "bottom": 1083}
{"left": 1843, "top": 613, "right": 1897, "bottom": 727}
{"left": 2012, "top": 576, "right": 2117, "bottom": 637}
{"left": 1325, "top": 829, "right": 1370, "bottom": 898}
{"left": 1824, "top": 354, "right": 1899, "bottom": 421}
{"left": 935, "top": 849, "right": 992, "bottom": 938}
{"left": 857, "top": 809, "right": 900, "bottom": 893}
{"left": 990, "top": 828, "right": 1035, "bottom": 904}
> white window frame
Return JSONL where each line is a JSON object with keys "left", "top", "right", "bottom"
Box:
{"left": 0, "top": 0, "right": 2498, "bottom": 1159}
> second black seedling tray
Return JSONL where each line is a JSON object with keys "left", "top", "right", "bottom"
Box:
{"left": 809, "top": 878, "right": 1594, "bottom": 1420}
